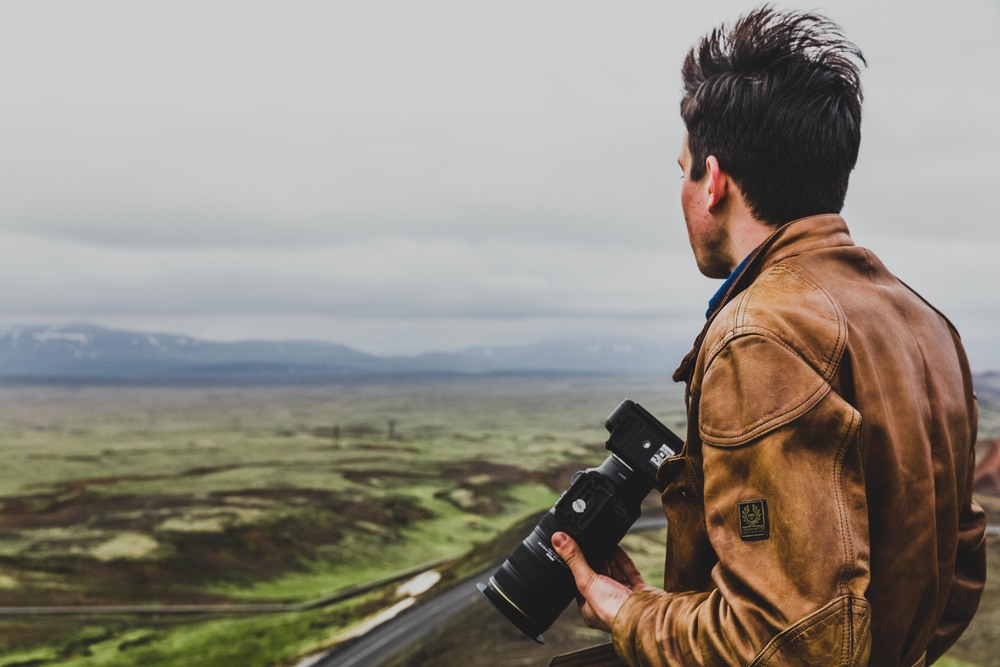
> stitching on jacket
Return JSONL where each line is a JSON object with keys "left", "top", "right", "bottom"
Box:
{"left": 842, "top": 592, "right": 851, "bottom": 666}
{"left": 704, "top": 272, "right": 765, "bottom": 366}
{"left": 834, "top": 410, "right": 861, "bottom": 665}
{"left": 682, "top": 459, "right": 703, "bottom": 500}
{"left": 839, "top": 599, "right": 846, "bottom": 667}
{"left": 706, "top": 324, "right": 807, "bottom": 370}
{"left": 750, "top": 596, "right": 871, "bottom": 667}
{"left": 774, "top": 262, "right": 846, "bottom": 380}
{"left": 703, "top": 379, "right": 830, "bottom": 447}
{"left": 749, "top": 596, "right": 849, "bottom": 666}
{"left": 700, "top": 326, "right": 830, "bottom": 446}
{"left": 699, "top": 263, "right": 848, "bottom": 447}
{"left": 708, "top": 262, "right": 846, "bottom": 382}
{"left": 852, "top": 599, "right": 872, "bottom": 664}
{"left": 737, "top": 273, "right": 757, "bottom": 331}
{"left": 706, "top": 317, "right": 792, "bottom": 362}
{"left": 834, "top": 409, "right": 860, "bottom": 596}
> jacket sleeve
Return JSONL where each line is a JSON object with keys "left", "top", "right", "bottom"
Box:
{"left": 612, "top": 333, "right": 872, "bottom": 666}
{"left": 925, "top": 414, "right": 987, "bottom": 663}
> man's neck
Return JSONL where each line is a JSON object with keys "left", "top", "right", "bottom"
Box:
{"left": 707, "top": 250, "right": 756, "bottom": 318}
{"left": 723, "top": 211, "right": 774, "bottom": 274}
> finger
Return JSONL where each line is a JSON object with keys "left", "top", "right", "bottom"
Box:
{"left": 551, "top": 532, "right": 598, "bottom": 594}
{"left": 610, "top": 545, "right": 647, "bottom": 588}
{"left": 605, "top": 554, "right": 626, "bottom": 584}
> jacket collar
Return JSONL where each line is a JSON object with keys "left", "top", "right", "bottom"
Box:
{"left": 672, "top": 214, "right": 855, "bottom": 383}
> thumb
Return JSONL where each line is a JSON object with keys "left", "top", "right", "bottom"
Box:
{"left": 552, "top": 532, "right": 597, "bottom": 593}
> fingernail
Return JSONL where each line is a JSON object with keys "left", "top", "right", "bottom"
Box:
{"left": 552, "top": 532, "right": 567, "bottom": 548}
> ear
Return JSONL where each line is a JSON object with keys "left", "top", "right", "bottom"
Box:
{"left": 705, "top": 155, "right": 728, "bottom": 212}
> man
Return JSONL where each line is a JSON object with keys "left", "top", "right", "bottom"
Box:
{"left": 551, "top": 7, "right": 986, "bottom": 666}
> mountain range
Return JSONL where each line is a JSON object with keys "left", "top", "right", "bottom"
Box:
{"left": 0, "top": 324, "right": 687, "bottom": 384}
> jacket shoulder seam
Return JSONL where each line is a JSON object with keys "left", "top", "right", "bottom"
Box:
{"left": 706, "top": 261, "right": 847, "bottom": 382}
{"left": 700, "top": 327, "right": 832, "bottom": 447}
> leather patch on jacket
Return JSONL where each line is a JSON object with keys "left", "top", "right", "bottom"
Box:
{"left": 738, "top": 499, "right": 769, "bottom": 540}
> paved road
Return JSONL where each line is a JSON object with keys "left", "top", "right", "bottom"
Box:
{"left": 309, "top": 515, "right": 669, "bottom": 667}
{"left": 311, "top": 569, "right": 490, "bottom": 667}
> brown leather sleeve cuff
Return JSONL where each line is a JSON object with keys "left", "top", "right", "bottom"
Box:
{"left": 611, "top": 589, "right": 667, "bottom": 666}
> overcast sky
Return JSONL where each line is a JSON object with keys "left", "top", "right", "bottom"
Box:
{"left": 2, "top": 1, "right": 998, "bottom": 369}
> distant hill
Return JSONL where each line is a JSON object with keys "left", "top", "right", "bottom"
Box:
{"left": 0, "top": 324, "right": 686, "bottom": 384}
{"left": 5, "top": 323, "right": 995, "bottom": 387}
{"left": 975, "top": 370, "right": 1000, "bottom": 402}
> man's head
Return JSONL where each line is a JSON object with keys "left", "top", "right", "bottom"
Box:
{"left": 681, "top": 6, "right": 866, "bottom": 227}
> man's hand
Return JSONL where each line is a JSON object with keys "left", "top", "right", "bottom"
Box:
{"left": 551, "top": 531, "right": 653, "bottom": 633}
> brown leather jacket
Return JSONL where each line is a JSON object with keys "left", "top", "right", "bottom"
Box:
{"left": 555, "top": 215, "right": 986, "bottom": 666}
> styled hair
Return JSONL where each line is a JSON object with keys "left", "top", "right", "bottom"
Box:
{"left": 681, "top": 6, "right": 866, "bottom": 225}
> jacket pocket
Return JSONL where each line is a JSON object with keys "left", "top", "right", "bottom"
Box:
{"left": 749, "top": 595, "right": 871, "bottom": 667}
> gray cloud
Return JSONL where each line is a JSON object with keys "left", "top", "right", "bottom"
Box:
{"left": 1, "top": 0, "right": 997, "bottom": 368}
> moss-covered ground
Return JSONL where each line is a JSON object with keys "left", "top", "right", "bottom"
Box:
{"left": 0, "top": 376, "right": 682, "bottom": 665}
{"left": 0, "top": 374, "right": 995, "bottom": 666}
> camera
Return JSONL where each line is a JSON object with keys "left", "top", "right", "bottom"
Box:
{"left": 478, "top": 399, "right": 682, "bottom": 643}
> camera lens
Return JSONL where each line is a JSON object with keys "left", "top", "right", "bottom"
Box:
{"left": 477, "top": 523, "right": 576, "bottom": 642}
{"left": 478, "top": 400, "right": 681, "bottom": 643}
{"left": 479, "top": 456, "right": 643, "bottom": 642}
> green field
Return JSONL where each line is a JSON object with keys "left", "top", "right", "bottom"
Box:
{"left": 0, "top": 375, "right": 995, "bottom": 666}
{"left": 0, "top": 376, "right": 685, "bottom": 665}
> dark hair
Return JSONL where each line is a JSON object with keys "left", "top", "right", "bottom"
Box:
{"left": 681, "top": 6, "right": 866, "bottom": 225}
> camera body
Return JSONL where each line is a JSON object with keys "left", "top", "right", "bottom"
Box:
{"left": 478, "top": 399, "right": 683, "bottom": 643}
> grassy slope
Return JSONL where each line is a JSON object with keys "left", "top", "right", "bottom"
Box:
{"left": 0, "top": 377, "right": 682, "bottom": 665}
{"left": 0, "top": 376, "right": 995, "bottom": 666}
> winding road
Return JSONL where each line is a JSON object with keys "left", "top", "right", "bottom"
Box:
{"left": 307, "top": 515, "right": 668, "bottom": 667}
{"left": 307, "top": 569, "right": 491, "bottom": 667}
